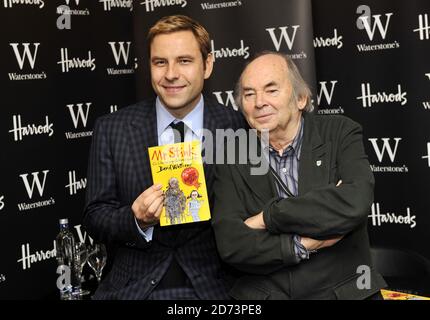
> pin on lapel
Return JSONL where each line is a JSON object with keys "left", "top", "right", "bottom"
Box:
{"left": 316, "top": 160, "right": 322, "bottom": 167}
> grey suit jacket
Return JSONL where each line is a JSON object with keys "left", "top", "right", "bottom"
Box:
{"left": 212, "top": 112, "right": 387, "bottom": 299}
{"left": 83, "top": 97, "right": 247, "bottom": 299}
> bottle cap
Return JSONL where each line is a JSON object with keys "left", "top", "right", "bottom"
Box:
{"left": 59, "top": 218, "right": 68, "bottom": 225}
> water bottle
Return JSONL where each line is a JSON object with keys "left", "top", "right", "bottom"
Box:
{"left": 55, "top": 218, "right": 75, "bottom": 300}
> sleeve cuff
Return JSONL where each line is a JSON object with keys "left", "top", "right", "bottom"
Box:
{"left": 280, "top": 234, "right": 301, "bottom": 266}
{"left": 134, "top": 217, "right": 153, "bottom": 242}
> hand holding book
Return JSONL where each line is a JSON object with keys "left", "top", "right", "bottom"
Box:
{"left": 132, "top": 183, "right": 165, "bottom": 229}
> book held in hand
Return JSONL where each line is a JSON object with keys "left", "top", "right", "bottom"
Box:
{"left": 148, "top": 140, "right": 211, "bottom": 226}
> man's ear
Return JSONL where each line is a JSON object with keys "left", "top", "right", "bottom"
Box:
{"left": 204, "top": 53, "right": 214, "bottom": 79}
{"left": 297, "top": 95, "right": 307, "bottom": 111}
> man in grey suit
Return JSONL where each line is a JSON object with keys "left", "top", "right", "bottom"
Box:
{"left": 212, "top": 51, "right": 386, "bottom": 299}
{"left": 83, "top": 15, "right": 246, "bottom": 300}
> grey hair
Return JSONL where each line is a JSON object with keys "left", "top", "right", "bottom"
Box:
{"left": 234, "top": 51, "right": 314, "bottom": 113}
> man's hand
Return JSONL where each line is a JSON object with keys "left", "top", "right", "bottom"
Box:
{"left": 132, "top": 184, "right": 164, "bottom": 229}
{"left": 300, "top": 236, "right": 343, "bottom": 251}
{"left": 244, "top": 212, "right": 266, "bottom": 229}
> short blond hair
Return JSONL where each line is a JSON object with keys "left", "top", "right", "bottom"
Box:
{"left": 147, "top": 15, "right": 211, "bottom": 62}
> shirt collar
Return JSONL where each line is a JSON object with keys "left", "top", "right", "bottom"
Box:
{"left": 263, "top": 116, "right": 304, "bottom": 161}
{"left": 156, "top": 95, "right": 204, "bottom": 140}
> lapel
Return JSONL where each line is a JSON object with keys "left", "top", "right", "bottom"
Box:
{"left": 236, "top": 130, "right": 278, "bottom": 203}
{"left": 297, "top": 112, "right": 330, "bottom": 195}
{"left": 202, "top": 97, "right": 221, "bottom": 183}
{"left": 126, "top": 99, "right": 158, "bottom": 190}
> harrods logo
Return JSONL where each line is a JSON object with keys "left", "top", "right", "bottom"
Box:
{"left": 369, "top": 203, "right": 416, "bottom": 229}
{"left": 212, "top": 90, "right": 238, "bottom": 111}
{"left": 17, "top": 241, "right": 56, "bottom": 270}
{"left": 65, "top": 103, "right": 93, "bottom": 139}
{"left": 17, "top": 224, "right": 92, "bottom": 270}
{"left": 368, "top": 138, "right": 408, "bottom": 173}
{"left": 3, "top": 0, "right": 44, "bottom": 8}
{"left": 200, "top": 0, "right": 242, "bottom": 10}
{"left": 314, "top": 28, "right": 343, "bottom": 49}
{"left": 356, "top": 12, "right": 399, "bottom": 52}
{"left": 18, "top": 170, "right": 56, "bottom": 211}
{"left": 9, "top": 114, "right": 54, "bottom": 141}
{"left": 422, "top": 142, "right": 430, "bottom": 168}
{"left": 58, "top": 48, "right": 96, "bottom": 73}
{"left": 65, "top": 170, "right": 87, "bottom": 195}
{"left": 107, "top": 42, "right": 134, "bottom": 76}
{"left": 413, "top": 14, "right": 430, "bottom": 40}
{"left": 357, "top": 83, "right": 407, "bottom": 108}
{"left": 9, "top": 43, "right": 46, "bottom": 81}
{"left": 99, "top": 0, "right": 133, "bottom": 11}
{"left": 140, "top": 0, "right": 186, "bottom": 12}
{"left": 317, "top": 80, "right": 344, "bottom": 115}
{"left": 211, "top": 39, "right": 250, "bottom": 62}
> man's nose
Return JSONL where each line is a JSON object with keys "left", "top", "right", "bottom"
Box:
{"left": 165, "top": 63, "right": 179, "bottom": 80}
{"left": 255, "top": 92, "right": 267, "bottom": 109}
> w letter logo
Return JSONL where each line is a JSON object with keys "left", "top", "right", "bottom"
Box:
{"left": 265, "top": 26, "right": 300, "bottom": 51}
{"left": 10, "top": 43, "right": 40, "bottom": 70}
{"left": 359, "top": 13, "right": 393, "bottom": 41}
{"left": 368, "top": 138, "right": 401, "bottom": 163}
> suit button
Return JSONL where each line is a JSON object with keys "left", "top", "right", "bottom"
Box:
{"left": 150, "top": 279, "right": 157, "bottom": 286}
{"left": 126, "top": 242, "right": 135, "bottom": 247}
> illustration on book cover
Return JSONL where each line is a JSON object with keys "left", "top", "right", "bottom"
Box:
{"left": 148, "top": 141, "right": 210, "bottom": 226}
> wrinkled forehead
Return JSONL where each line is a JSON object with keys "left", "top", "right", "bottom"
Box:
{"left": 241, "top": 54, "right": 289, "bottom": 88}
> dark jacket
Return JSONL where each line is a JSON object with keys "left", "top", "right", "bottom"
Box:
{"left": 83, "top": 97, "right": 247, "bottom": 299}
{"left": 212, "top": 112, "right": 387, "bottom": 299}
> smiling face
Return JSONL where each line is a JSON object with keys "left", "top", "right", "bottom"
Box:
{"left": 150, "top": 30, "right": 213, "bottom": 119}
{"left": 240, "top": 54, "right": 305, "bottom": 138}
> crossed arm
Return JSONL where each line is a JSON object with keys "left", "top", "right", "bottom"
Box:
{"left": 244, "top": 179, "right": 344, "bottom": 251}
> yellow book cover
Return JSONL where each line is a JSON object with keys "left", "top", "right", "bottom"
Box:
{"left": 380, "top": 289, "right": 430, "bottom": 300}
{"left": 148, "top": 140, "right": 210, "bottom": 226}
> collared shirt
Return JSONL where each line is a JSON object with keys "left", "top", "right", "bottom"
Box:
{"left": 156, "top": 95, "right": 204, "bottom": 144}
{"left": 135, "top": 95, "right": 205, "bottom": 242}
{"left": 267, "top": 117, "right": 304, "bottom": 198}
